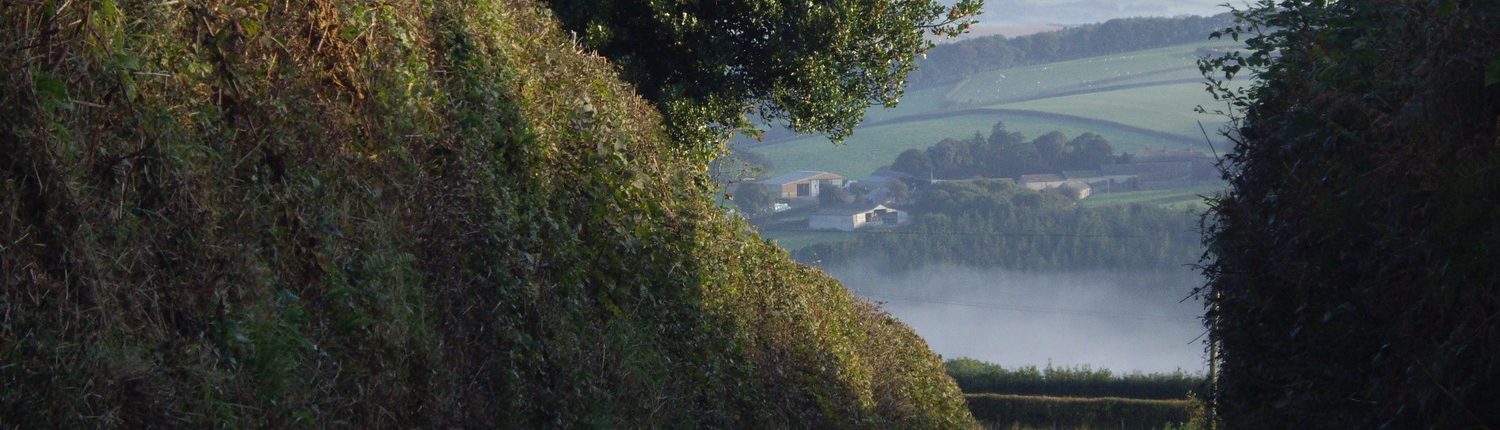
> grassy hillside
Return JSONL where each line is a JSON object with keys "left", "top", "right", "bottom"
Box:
{"left": 1077, "top": 184, "right": 1225, "bottom": 211}
{"left": 953, "top": 41, "right": 1236, "bottom": 107}
{"left": 750, "top": 112, "right": 1194, "bottom": 179}
{"left": 0, "top": 0, "right": 973, "bottom": 427}
{"left": 745, "top": 41, "right": 1241, "bottom": 179}
{"left": 997, "top": 84, "right": 1230, "bottom": 141}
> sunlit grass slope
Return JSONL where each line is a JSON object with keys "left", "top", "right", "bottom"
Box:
{"left": 994, "top": 80, "right": 1243, "bottom": 140}
{"left": 0, "top": 0, "right": 974, "bottom": 427}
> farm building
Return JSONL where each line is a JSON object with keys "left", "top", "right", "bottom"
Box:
{"left": 1057, "top": 180, "right": 1093, "bottom": 199}
{"left": 808, "top": 203, "right": 909, "bottom": 231}
{"left": 1018, "top": 174, "right": 1069, "bottom": 191}
{"left": 759, "top": 171, "right": 844, "bottom": 199}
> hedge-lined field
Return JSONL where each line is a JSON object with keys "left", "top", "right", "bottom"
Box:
{"left": 966, "top": 394, "right": 1204, "bottom": 430}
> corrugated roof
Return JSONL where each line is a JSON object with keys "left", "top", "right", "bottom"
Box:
{"left": 758, "top": 170, "right": 842, "bottom": 185}
{"left": 813, "top": 203, "right": 894, "bottom": 216}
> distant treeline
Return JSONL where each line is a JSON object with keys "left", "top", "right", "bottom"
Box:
{"left": 891, "top": 120, "right": 1115, "bottom": 179}
{"left": 910, "top": 13, "right": 1234, "bottom": 88}
{"left": 795, "top": 180, "right": 1202, "bottom": 271}
{"left": 946, "top": 358, "right": 1205, "bottom": 400}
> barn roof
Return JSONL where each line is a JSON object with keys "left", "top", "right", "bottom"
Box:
{"left": 813, "top": 203, "right": 896, "bottom": 216}
{"left": 758, "top": 170, "right": 843, "bottom": 185}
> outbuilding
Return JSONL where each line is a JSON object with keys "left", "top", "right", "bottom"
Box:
{"left": 808, "top": 203, "right": 909, "bottom": 231}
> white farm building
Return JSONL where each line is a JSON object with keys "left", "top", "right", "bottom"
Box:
{"left": 808, "top": 203, "right": 909, "bottom": 231}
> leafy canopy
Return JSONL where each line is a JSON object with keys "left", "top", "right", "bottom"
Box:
{"left": 545, "top": 0, "right": 983, "bottom": 147}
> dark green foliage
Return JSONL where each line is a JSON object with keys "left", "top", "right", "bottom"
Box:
{"left": 732, "top": 182, "right": 776, "bottom": 218}
{"left": 910, "top": 14, "right": 1235, "bottom": 88}
{"left": 543, "top": 0, "right": 981, "bottom": 146}
{"left": 1199, "top": 0, "right": 1500, "bottom": 427}
{"left": 797, "top": 180, "right": 1201, "bottom": 271}
{"left": 889, "top": 121, "right": 1116, "bottom": 179}
{"left": 889, "top": 180, "right": 912, "bottom": 204}
{"left": 965, "top": 394, "right": 1200, "bottom": 430}
{"left": 894, "top": 148, "right": 936, "bottom": 178}
{"left": 0, "top": 0, "right": 974, "bottom": 427}
{"left": 946, "top": 359, "right": 1205, "bottom": 400}
{"left": 820, "top": 184, "right": 855, "bottom": 206}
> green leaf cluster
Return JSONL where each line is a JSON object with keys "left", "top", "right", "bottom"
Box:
{"left": 544, "top": 0, "right": 982, "bottom": 147}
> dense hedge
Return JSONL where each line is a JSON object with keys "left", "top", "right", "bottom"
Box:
{"left": 889, "top": 121, "right": 1117, "bottom": 180}
{"left": 0, "top": 0, "right": 973, "bottom": 427}
{"left": 965, "top": 394, "right": 1201, "bottom": 430}
{"left": 947, "top": 359, "right": 1205, "bottom": 400}
{"left": 1200, "top": 0, "right": 1500, "bottom": 427}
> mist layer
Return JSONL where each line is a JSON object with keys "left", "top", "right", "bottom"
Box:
{"left": 825, "top": 263, "right": 1208, "bottom": 374}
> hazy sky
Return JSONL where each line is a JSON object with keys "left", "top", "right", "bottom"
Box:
{"left": 826, "top": 263, "right": 1209, "bottom": 374}
{"left": 974, "top": 0, "right": 1234, "bottom": 26}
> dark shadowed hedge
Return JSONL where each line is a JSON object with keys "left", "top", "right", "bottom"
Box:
{"left": 1199, "top": 0, "right": 1500, "bottom": 427}
{"left": 0, "top": 0, "right": 974, "bottom": 427}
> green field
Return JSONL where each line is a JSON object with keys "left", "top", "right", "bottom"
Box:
{"left": 996, "top": 82, "right": 1238, "bottom": 142}
{"left": 750, "top": 112, "right": 1205, "bottom": 179}
{"left": 1079, "top": 184, "right": 1226, "bottom": 211}
{"left": 859, "top": 84, "right": 953, "bottom": 124}
{"left": 953, "top": 41, "right": 1238, "bottom": 106}
{"left": 760, "top": 230, "right": 854, "bottom": 252}
{"left": 965, "top": 394, "right": 1204, "bottom": 430}
{"left": 745, "top": 40, "right": 1248, "bottom": 179}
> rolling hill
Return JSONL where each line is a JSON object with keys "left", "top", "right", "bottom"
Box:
{"left": 743, "top": 40, "right": 1246, "bottom": 180}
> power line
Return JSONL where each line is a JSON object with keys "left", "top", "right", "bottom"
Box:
{"left": 852, "top": 291, "right": 1200, "bottom": 323}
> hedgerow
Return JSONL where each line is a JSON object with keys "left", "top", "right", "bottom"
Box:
{"left": 0, "top": 0, "right": 973, "bottom": 427}
{"left": 1198, "top": 0, "right": 1500, "bottom": 427}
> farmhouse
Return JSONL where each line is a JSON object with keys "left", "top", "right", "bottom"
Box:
{"left": 808, "top": 203, "right": 909, "bottom": 231}
{"left": 759, "top": 170, "right": 844, "bottom": 199}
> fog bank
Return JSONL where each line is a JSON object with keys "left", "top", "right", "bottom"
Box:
{"left": 824, "top": 263, "right": 1208, "bottom": 374}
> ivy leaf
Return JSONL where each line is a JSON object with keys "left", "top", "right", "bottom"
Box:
{"left": 1486, "top": 57, "right": 1500, "bottom": 87}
